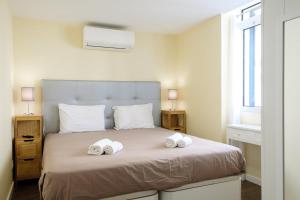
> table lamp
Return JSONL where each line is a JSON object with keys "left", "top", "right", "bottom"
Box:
{"left": 168, "top": 89, "right": 177, "bottom": 111}
{"left": 21, "top": 87, "right": 35, "bottom": 115}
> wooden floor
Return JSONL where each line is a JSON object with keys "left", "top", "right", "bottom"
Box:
{"left": 12, "top": 180, "right": 261, "bottom": 200}
{"left": 242, "top": 181, "right": 261, "bottom": 200}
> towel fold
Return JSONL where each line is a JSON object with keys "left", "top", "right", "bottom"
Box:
{"left": 104, "top": 141, "right": 123, "bottom": 155}
{"left": 177, "top": 136, "right": 193, "bottom": 148}
{"left": 165, "top": 133, "right": 184, "bottom": 148}
{"left": 88, "top": 138, "right": 113, "bottom": 155}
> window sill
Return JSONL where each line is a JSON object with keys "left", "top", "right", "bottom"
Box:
{"left": 227, "top": 123, "right": 261, "bottom": 133}
{"left": 241, "top": 106, "right": 261, "bottom": 113}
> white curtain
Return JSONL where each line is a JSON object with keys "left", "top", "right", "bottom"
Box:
{"left": 227, "top": 15, "right": 243, "bottom": 124}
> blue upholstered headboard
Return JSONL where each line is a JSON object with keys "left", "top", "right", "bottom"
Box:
{"left": 41, "top": 80, "right": 161, "bottom": 134}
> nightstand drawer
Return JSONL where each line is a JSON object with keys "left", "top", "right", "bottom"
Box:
{"left": 161, "top": 110, "right": 186, "bottom": 133}
{"left": 16, "top": 158, "right": 41, "bottom": 180}
{"left": 16, "top": 139, "right": 41, "bottom": 159}
{"left": 170, "top": 127, "right": 186, "bottom": 133}
{"left": 14, "top": 116, "right": 42, "bottom": 139}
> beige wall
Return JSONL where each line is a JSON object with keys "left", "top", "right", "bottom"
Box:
{"left": 176, "top": 16, "right": 224, "bottom": 142}
{"left": 0, "top": 0, "right": 14, "bottom": 199}
{"left": 13, "top": 17, "right": 178, "bottom": 115}
{"left": 245, "top": 144, "right": 261, "bottom": 178}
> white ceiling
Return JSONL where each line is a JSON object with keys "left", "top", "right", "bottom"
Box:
{"left": 9, "top": 0, "right": 253, "bottom": 34}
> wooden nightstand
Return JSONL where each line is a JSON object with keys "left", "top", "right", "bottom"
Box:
{"left": 14, "top": 116, "right": 42, "bottom": 181}
{"left": 161, "top": 110, "right": 186, "bottom": 133}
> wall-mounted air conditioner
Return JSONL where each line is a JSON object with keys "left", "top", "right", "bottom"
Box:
{"left": 83, "top": 26, "right": 135, "bottom": 50}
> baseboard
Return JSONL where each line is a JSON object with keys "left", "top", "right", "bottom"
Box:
{"left": 245, "top": 174, "right": 261, "bottom": 186}
{"left": 6, "top": 182, "right": 14, "bottom": 200}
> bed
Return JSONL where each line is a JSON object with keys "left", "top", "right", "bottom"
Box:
{"left": 39, "top": 80, "right": 245, "bottom": 200}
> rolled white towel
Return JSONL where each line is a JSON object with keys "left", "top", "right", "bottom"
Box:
{"left": 165, "top": 133, "right": 183, "bottom": 148}
{"left": 88, "top": 138, "right": 113, "bottom": 155}
{"left": 177, "top": 136, "right": 193, "bottom": 148}
{"left": 104, "top": 141, "right": 123, "bottom": 155}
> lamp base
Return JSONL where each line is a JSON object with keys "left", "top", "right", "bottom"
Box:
{"left": 24, "top": 102, "right": 34, "bottom": 116}
{"left": 169, "top": 100, "right": 176, "bottom": 111}
{"left": 23, "top": 112, "right": 34, "bottom": 116}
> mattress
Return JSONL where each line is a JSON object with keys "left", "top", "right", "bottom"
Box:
{"left": 39, "top": 128, "right": 245, "bottom": 200}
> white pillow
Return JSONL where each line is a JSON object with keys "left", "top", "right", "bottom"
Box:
{"left": 113, "top": 103, "right": 155, "bottom": 130}
{"left": 58, "top": 104, "right": 106, "bottom": 133}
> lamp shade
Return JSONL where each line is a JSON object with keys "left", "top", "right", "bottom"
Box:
{"left": 168, "top": 89, "right": 177, "bottom": 100}
{"left": 21, "top": 87, "right": 35, "bottom": 101}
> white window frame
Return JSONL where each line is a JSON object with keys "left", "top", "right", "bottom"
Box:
{"left": 239, "top": 3, "right": 262, "bottom": 113}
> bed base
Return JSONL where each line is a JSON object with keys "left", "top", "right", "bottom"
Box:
{"left": 102, "top": 176, "right": 241, "bottom": 200}
{"left": 102, "top": 190, "right": 158, "bottom": 200}
{"left": 159, "top": 175, "right": 241, "bottom": 200}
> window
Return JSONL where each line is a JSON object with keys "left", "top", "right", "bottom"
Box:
{"left": 241, "top": 3, "right": 261, "bottom": 107}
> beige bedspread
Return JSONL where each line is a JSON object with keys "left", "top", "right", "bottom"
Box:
{"left": 39, "top": 128, "right": 245, "bottom": 200}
